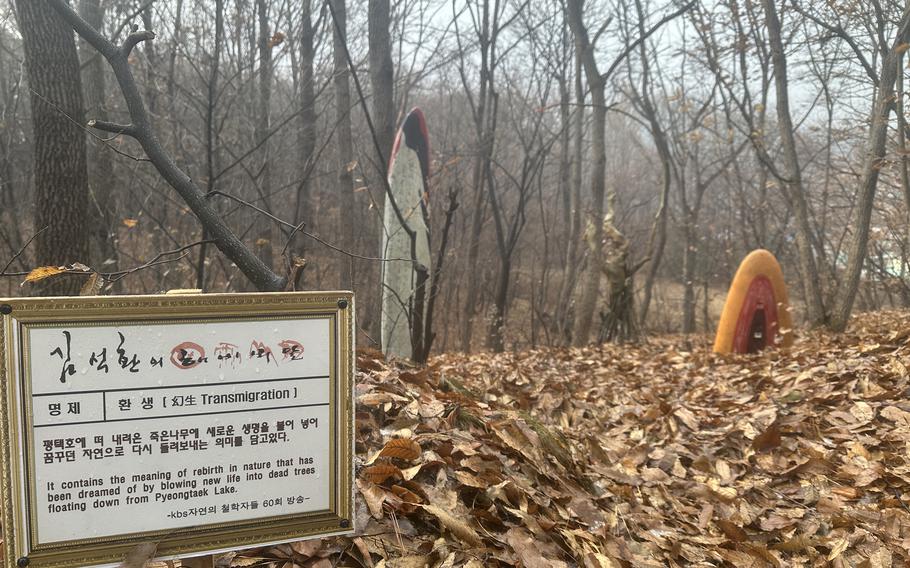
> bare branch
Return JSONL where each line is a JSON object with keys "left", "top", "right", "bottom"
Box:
{"left": 0, "top": 226, "right": 47, "bottom": 277}
{"left": 790, "top": 0, "right": 878, "bottom": 83}
{"left": 206, "top": 190, "right": 412, "bottom": 263}
{"left": 47, "top": 0, "right": 286, "bottom": 292}
{"left": 87, "top": 119, "right": 137, "bottom": 136}
{"left": 106, "top": 240, "right": 214, "bottom": 283}
{"left": 602, "top": 0, "right": 695, "bottom": 82}
{"left": 121, "top": 30, "right": 156, "bottom": 57}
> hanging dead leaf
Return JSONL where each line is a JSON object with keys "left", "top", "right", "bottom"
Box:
{"left": 80, "top": 272, "right": 104, "bottom": 296}
{"left": 268, "top": 31, "right": 286, "bottom": 48}
{"left": 379, "top": 438, "right": 421, "bottom": 461}
{"left": 23, "top": 265, "right": 65, "bottom": 283}
{"left": 122, "top": 218, "right": 139, "bottom": 228}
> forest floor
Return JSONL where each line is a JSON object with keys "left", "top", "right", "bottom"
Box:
{"left": 223, "top": 311, "right": 910, "bottom": 567}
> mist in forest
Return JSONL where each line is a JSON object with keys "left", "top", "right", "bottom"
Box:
{"left": 2, "top": 0, "right": 909, "bottom": 354}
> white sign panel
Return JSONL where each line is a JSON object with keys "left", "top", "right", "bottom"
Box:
{"left": 0, "top": 293, "right": 354, "bottom": 568}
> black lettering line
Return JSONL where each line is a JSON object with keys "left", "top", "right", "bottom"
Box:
{"left": 33, "top": 402, "right": 329, "bottom": 428}
{"left": 32, "top": 374, "right": 329, "bottom": 397}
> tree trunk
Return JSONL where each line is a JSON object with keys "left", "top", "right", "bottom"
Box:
{"left": 369, "top": 0, "right": 396, "bottom": 162}
{"left": 460, "top": 179, "right": 486, "bottom": 352}
{"left": 294, "top": 0, "right": 316, "bottom": 287}
{"left": 332, "top": 0, "right": 356, "bottom": 289}
{"left": 195, "top": 0, "right": 224, "bottom": 290}
{"left": 635, "top": 30, "right": 672, "bottom": 328}
{"left": 256, "top": 0, "right": 274, "bottom": 271}
{"left": 681, "top": 215, "right": 697, "bottom": 334}
{"left": 829, "top": 8, "right": 910, "bottom": 331}
{"left": 762, "top": 0, "right": 826, "bottom": 326}
{"left": 566, "top": 0, "right": 606, "bottom": 346}
{"left": 16, "top": 0, "right": 90, "bottom": 295}
{"left": 897, "top": 54, "right": 910, "bottom": 296}
{"left": 78, "top": 0, "right": 118, "bottom": 275}
{"left": 555, "top": 47, "right": 584, "bottom": 343}
{"left": 487, "top": 256, "right": 509, "bottom": 352}
{"left": 459, "top": 2, "right": 495, "bottom": 352}
{"left": 367, "top": 0, "right": 395, "bottom": 341}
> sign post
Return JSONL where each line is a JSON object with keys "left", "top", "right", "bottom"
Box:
{"left": 0, "top": 292, "right": 355, "bottom": 568}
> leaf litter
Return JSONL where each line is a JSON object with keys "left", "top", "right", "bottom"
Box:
{"left": 224, "top": 313, "right": 909, "bottom": 565}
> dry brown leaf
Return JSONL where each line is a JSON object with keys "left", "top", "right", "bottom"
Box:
{"left": 752, "top": 419, "right": 781, "bottom": 452}
{"left": 770, "top": 535, "right": 816, "bottom": 553}
{"left": 827, "top": 537, "right": 849, "bottom": 561}
{"left": 379, "top": 438, "right": 422, "bottom": 461}
{"left": 390, "top": 485, "right": 422, "bottom": 504}
{"left": 674, "top": 407, "right": 700, "bottom": 430}
{"left": 420, "top": 504, "right": 481, "bottom": 546}
{"left": 80, "top": 272, "right": 103, "bottom": 296}
{"left": 385, "top": 556, "right": 431, "bottom": 568}
{"left": 352, "top": 537, "right": 374, "bottom": 568}
{"left": 120, "top": 542, "right": 158, "bottom": 568}
{"left": 290, "top": 539, "right": 323, "bottom": 557}
{"left": 362, "top": 464, "right": 403, "bottom": 485}
{"left": 716, "top": 519, "right": 747, "bottom": 542}
{"left": 24, "top": 265, "right": 66, "bottom": 283}
{"left": 357, "top": 478, "right": 389, "bottom": 518}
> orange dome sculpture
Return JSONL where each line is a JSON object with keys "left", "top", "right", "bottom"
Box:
{"left": 713, "top": 249, "right": 794, "bottom": 353}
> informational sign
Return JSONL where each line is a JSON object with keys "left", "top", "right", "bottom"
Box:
{"left": 0, "top": 292, "right": 354, "bottom": 568}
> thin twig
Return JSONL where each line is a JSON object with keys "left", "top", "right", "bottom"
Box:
{"left": 0, "top": 225, "right": 47, "bottom": 277}
{"left": 106, "top": 240, "right": 215, "bottom": 283}
{"left": 28, "top": 88, "right": 150, "bottom": 162}
{"left": 206, "top": 190, "right": 411, "bottom": 263}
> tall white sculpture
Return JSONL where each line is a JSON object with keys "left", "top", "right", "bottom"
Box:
{"left": 381, "top": 108, "right": 431, "bottom": 359}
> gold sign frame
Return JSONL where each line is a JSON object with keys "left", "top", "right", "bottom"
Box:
{"left": 0, "top": 292, "right": 355, "bottom": 568}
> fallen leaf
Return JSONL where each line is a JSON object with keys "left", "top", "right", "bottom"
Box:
{"left": 420, "top": 504, "right": 481, "bottom": 546}
{"left": 362, "top": 464, "right": 403, "bottom": 485}
{"left": 379, "top": 438, "right": 422, "bottom": 461}
{"left": 752, "top": 419, "right": 781, "bottom": 452}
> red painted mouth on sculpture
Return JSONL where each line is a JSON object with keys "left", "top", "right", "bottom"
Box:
{"left": 732, "top": 276, "right": 779, "bottom": 353}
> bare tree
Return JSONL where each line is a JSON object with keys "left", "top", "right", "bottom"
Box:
{"left": 48, "top": 0, "right": 286, "bottom": 292}
{"left": 829, "top": 5, "right": 910, "bottom": 331}
{"left": 293, "top": 0, "right": 317, "bottom": 285}
{"left": 332, "top": 0, "right": 356, "bottom": 289}
{"left": 761, "top": 0, "right": 827, "bottom": 326}
{"left": 194, "top": 0, "right": 225, "bottom": 290}
{"left": 16, "top": 0, "right": 90, "bottom": 295}
{"left": 79, "top": 0, "right": 119, "bottom": 275}
{"left": 453, "top": 0, "right": 506, "bottom": 351}
{"left": 369, "top": 0, "right": 396, "bottom": 161}
{"left": 565, "top": 0, "right": 690, "bottom": 343}
{"left": 255, "top": 0, "right": 276, "bottom": 271}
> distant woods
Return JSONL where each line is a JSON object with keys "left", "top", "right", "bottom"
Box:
{"left": 2, "top": 0, "right": 910, "bottom": 351}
